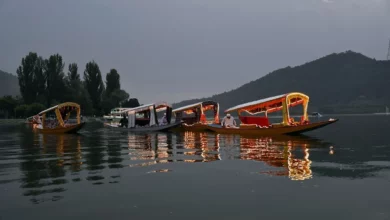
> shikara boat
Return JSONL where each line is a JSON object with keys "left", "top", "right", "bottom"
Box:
{"left": 32, "top": 102, "right": 85, "bottom": 134}
{"left": 105, "top": 101, "right": 182, "bottom": 132}
{"left": 103, "top": 107, "right": 133, "bottom": 121}
{"left": 171, "top": 100, "right": 220, "bottom": 131}
{"left": 206, "top": 92, "right": 338, "bottom": 136}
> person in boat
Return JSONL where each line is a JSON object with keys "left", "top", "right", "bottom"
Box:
{"left": 160, "top": 113, "right": 168, "bottom": 125}
{"left": 33, "top": 115, "right": 43, "bottom": 129}
{"left": 221, "top": 113, "right": 237, "bottom": 128}
{"left": 119, "top": 114, "right": 128, "bottom": 128}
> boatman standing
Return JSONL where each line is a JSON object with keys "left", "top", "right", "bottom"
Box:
{"left": 119, "top": 114, "right": 128, "bottom": 128}
{"left": 221, "top": 113, "right": 237, "bottom": 128}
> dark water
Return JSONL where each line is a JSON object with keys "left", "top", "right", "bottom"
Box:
{"left": 1, "top": 115, "right": 390, "bottom": 219}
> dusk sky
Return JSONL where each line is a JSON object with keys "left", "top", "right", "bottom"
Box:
{"left": 0, "top": 0, "right": 389, "bottom": 103}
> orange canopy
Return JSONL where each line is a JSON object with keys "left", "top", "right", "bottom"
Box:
{"left": 225, "top": 92, "right": 309, "bottom": 125}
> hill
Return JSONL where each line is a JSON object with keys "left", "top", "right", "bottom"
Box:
{"left": 0, "top": 70, "right": 19, "bottom": 97}
{"left": 173, "top": 51, "right": 390, "bottom": 114}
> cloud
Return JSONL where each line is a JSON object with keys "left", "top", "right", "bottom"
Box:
{"left": 322, "top": 0, "right": 334, "bottom": 3}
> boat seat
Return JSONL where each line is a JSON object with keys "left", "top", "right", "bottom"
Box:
{"left": 239, "top": 116, "right": 270, "bottom": 127}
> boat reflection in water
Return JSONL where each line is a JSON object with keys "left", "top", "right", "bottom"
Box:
{"left": 126, "top": 132, "right": 316, "bottom": 181}
{"left": 41, "top": 133, "right": 83, "bottom": 172}
{"left": 18, "top": 130, "right": 321, "bottom": 204}
{"left": 126, "top": 132, "right": 221, "bottom": 167}
{"left": 20, "top": 132, "right": 83, "bottom": 204}
{"left": 240, "top": 136, "right": 313, "bottom": 180}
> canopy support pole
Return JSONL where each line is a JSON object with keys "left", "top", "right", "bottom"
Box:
{"left": 303, "top": 99, "right": 309, "bottom": 121}
{"left": 55, "top": 108, "right": 65, "bottom": 127}
{"left": 77, "top": 108, "right": 81, "bottom": 124}
{"left": 282, "top": 98, "right": 290, "bottom": 125}
{"left": 42, "top": 113, "right": 46, "bottom": 128}
{"left": 214, "top": 104, "right": 220, "bottom": 124}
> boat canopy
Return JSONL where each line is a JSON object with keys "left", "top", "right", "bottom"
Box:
{"left": 37, "top": 102, "right": 81, "bottom": 128}
{"left": 173, "top": 100, "right": 219, "bottom": 124}
{"left": 128, "top": 101, "right": 171, "bottom": 113}
{"left": 126, "top": 101, "right": 172, "bottom": 128}
{"left": 225, "top": 92, "right": 309, "bottom": 125}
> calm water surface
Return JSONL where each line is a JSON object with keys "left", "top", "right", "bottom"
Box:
{"left": 1, "top": 115, "right": 390, "bottom": 219}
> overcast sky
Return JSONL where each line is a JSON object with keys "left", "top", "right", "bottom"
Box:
{"left": 0, "top": 0, "right": 389, "bottom": 103}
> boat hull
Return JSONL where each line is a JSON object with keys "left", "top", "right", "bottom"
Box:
{"left": 206, "top": 119, "right": 338, "bottom": 136}
{"left": 106, "top": 121, "right": 183, "bottom": 132}
{"left": 35, "top": 122, "right": 86, "bottom": 134}
{"left": 171, "top": 123, "right": 218, "bottom": 132}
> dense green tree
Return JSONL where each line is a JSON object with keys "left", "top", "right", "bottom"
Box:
{"left": 16, "top": 52, "right": 45, "bottom": 104}
{"left": 25, "top": 103, "right": 46, "bottom": 117}
{"left": 13, "top": 52, "right": 139, "bottom": 116}
{"left": 44, "top": 54, "right": 65, "bottom": 106}
{"left": 66, "top": 63, "right": 81, "bottom": 90}
{"left": 102, "top": 89, "right": 130, "bottom": 114}
{"left": 15, "top": 105, "right": 28, "bottom": 118}
{"left": 105, "top": 69, "right": 120, "bottom": 96}
{"left": 68, "top": 63, "right": 80, "bottom": 81}
{"left": 65, "top": 63, "right": 93, "bottom": 115}
{"left": 101, "top": 69, "right": 128, "bottom": 114}
{"left": 33, "top": 57, "right": 46, "bottom": 104}
{"left": 0, "top": 96, "right": 17, "bottom": 118}
{"left": 122, "top": 98, "right": 140, "bottom": 108}
{"left": 84, "top": 61, "right": 105, "bottom": 115}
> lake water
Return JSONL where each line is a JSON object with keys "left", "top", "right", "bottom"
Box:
{"left": 1, "top": 115, "right": 390, "bottom": 219}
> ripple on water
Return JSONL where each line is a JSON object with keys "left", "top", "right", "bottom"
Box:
{"left": 1, "top": 121, "right": 390, "bottom": 208}
{"left": 147, "top": 169, "right": 172, "bottom": 173}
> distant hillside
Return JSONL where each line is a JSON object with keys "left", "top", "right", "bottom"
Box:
{"left": 173, "top": 51, "right": 390, "bottom": 114}
{"left": 0, "top": 70, "right": 19, "bottom": 97}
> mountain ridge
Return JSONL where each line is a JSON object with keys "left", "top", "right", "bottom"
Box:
{"left": 0, "top": 69, "right": 19, "bottom": 97}
{"left": 173, "top": 50, "right": 390, "bottom": 114}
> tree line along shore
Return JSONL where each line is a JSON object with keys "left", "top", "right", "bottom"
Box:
{"left": 0, "top": 52, "right": 140, "bottom": 119}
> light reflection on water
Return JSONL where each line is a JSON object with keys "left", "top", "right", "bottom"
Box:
{"left": 240, "top": 137, "right": 313, "bottom": 180}
{"left": 124, "top": 131, "right": 315, "bottom": 182}
{"left": 11, "top": 128, "right": 325, "bottom": 204}
{"left": 0, "top": 119, "right": 388, "bottom": 207}
{"left": 2, "top": 116, "right": 390, "bottom": 219}
{"left": 127, "top": 132, "right": 222, "bottom": 166}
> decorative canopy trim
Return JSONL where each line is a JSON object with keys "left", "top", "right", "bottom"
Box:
{"left": 38, "top": 102, "right": 80, "bottom": 115}
{"left": 173, "top": 100, "right": 218, "bottom": 113}
{"left": 225, "top": 92, "right": 309, "bottom": 114}
{"left": 127, "top": 101, "right": 172, "bottom": 113}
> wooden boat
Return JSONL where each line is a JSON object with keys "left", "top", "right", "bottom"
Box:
{"left": 103, "top": 107, "right": 133, "bottom": 123}
{"left": 104, "top": 101, "right": 183, "bottom": 132}
{"left": 206, "top": 92, "right": 338, "bottom": 136}
{"left": 171, "top": 100, "right": 220, "bottom": 131}
{"left": 32, "top": 102, "right": 86, "bottom": 134}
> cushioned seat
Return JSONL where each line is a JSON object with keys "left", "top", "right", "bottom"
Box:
{"left": 239, "top": 116, "right": 270, "bottom": 127}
